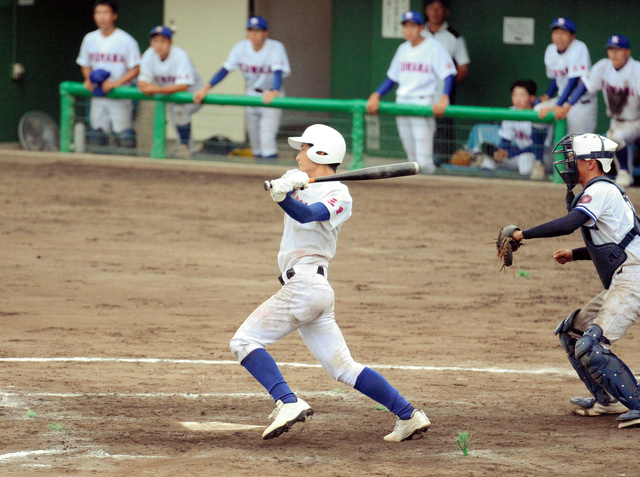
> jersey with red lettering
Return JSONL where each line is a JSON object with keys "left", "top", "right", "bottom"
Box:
{"left": 387, "top": 37, "right": 456, "bottom": 99}
{"left": 278, "top": 182, "right": 352, "bottom": 273}
{"left": 76, "top": 28, "right": 141, "bottom": 82}
{"left": 223, "top": 38, "right": 290, "bottom": 94}
{"left": 584, "top": 56, "right": 640, "bottom": 121}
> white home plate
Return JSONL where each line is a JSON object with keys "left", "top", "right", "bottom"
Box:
{"left": 180, "top": 422, "right": 264, "bottom": 431}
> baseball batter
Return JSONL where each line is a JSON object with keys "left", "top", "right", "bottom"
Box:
{"left": 229, "top": 124, "right": 430, "bottom": 441}
{"left": 367, "top": 10, "right": 456, "bottom": 174}
{"left": 193, "top": 16, "right": 290, "bottom": 159}
{"left": 76, "top": 0, "right": 141, "bottom": 148}
{"left": 566, "top": 35, "right": 640, "bottom": 187}
{"left": 506, "top": 133, "right": 640, "bottom": 429}
{"left": 138, "top": 26, "right": 204, "bottom": 157}
{"left": 536, "top": 18, "right": 597, "bottom": 137}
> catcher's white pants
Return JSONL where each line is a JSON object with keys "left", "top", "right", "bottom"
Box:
{"left": 395, "top": 95, "right": 437, "bottom": 173}
{"left": 89, "top": 97, "right": 133, "bottom": 134}
{"left": 571, "top": 264, "right": 640, "bottom": 344}
{"left": 230, "top": 264, "right": 365, "bottom": 386}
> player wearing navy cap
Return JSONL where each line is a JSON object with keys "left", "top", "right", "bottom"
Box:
{"left": 76, "top": 0, "right": 141, "bottom": 148}
{"left": 194, "top": 16, "right": 290, "bottom": 159}
{"left": 536, "top": 18, "right": 597, "bottom": 178}
{"left": 367, "top": 10, "right": 456, "bottom": 174}
{"left": 138, "top": 26, "right": 204, "bottom": 157}
{"left": 563, "top": 35, "right": 640, "bottom": 187}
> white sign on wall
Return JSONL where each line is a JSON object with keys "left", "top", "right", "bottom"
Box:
{"left": 382, "top": 0, "right": 410, "bottom": 39}
{"left": 503, "top": 17, "right": 535, "bottom": 45}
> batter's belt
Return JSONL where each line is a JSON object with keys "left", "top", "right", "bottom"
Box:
{"left": 278, "top": 265, "right": 325, "bottom": 285}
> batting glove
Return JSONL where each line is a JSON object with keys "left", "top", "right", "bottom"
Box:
{"left": 285, "top": 170, "right": 310, "bottom": 190}
{"left": 269, "top": 177, "right": 293, "bottom": 202}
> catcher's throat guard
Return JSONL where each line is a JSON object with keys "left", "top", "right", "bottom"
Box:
{"left": 553, "top": 134, "right": 580, "bottom": 190}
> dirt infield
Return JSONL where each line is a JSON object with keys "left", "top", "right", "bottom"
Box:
{"left": 1, "top": 151, "right": 639, "bottom": 476}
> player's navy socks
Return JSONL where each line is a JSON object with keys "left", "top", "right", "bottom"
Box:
{"left": 240, "top": 348, "right": 297, "bottom": 404}
{"left": 354, "top": 367, "right": 414, "bottom": 420}
{"left": 176, "top": 124, "right": 191, "bottom": 145}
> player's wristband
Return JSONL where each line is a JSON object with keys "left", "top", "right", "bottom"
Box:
{"left": 567, "top": 81, "right": 587, "bottom": 106}
{"left": 209, "top": 67, "right": 229, "bottom": 87}
{"left": 556, "top": 77, "right": 579, "bottom": 106}
{"left": 545, "top": 79, "right": 558, "bottom": 98}
{"left": 272, "top": 70, "right": 283, "bottom": 91}
{"left": 375, "top": 77, "right": 396, "bottom": 96}
{"left": 442, "top": 74, "right": 455, "bottom": 97}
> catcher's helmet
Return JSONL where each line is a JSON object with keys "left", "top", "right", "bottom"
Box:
{"left": 288, "top": 124, "right": 346, "bottom": 165}
{"left": 553, "top": 133, "right": 617, "bottom": 189}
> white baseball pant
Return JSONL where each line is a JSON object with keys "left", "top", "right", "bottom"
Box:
{"left": 229, "top": 264, "right": 365, "bottom": 386}
{"left": 395, "top": 95, "right": 436, "bottom": 174}
{"left": 89, "top": 97, "right": 133, "bottom": 134}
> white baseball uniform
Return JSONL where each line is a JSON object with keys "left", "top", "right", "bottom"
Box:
{"left": 223, "top": 38, "right": 291, "bottom": 157}
{"left": 387, "top": 37, "right": 456, "bottom": 173}
{"left": 538, "top": 39, "right": 597, "bottom": 134}
{"left": 422, "top": 21, "right": 470, "bottom": 96}
{"left": 493, "top": 116, "right": 545, "bottom": 176}
{"left": 231, "top": 181, "right": 366, "bottom": 387}
{"left": 76, "top": 28, "right": 141, "bottom": 134}
{"left": 571, "top": 180, "right": 640, "bottom": 342}
{"left": 583, "top": 56, "right": 640, "bottom": 170}
{"left": 139, "top": 45, "right": 204, "bottom": 128}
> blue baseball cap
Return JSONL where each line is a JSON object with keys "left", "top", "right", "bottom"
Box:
{"left": 550, "top": 17, "right": 577, "bottom": 34}
{"left": 401, "top": 10, "right": 424, "bottom": 25}
{"left": 607, "top": 34, "right": 631, "bottom": 49}
{"left": 247, "top": 16, "right": 268, "bottom": 30}
{"left": 149, "top": 25, "right": 173, "bottom": 39}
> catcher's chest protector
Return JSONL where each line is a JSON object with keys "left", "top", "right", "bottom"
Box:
{"left": 571, "top": 177, "right": 640, "bottom": 289}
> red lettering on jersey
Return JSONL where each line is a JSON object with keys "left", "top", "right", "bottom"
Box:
{"left": 336, "top": 206, "right": 344, "bottom": 214}
{"left": 579, "top": 194, "right": 592, "bottom": 204}
{"left": 327, "top": 198, "right": 337, "bottom": 207}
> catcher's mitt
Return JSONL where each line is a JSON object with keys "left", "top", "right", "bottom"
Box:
{"left": 450, "top": 149, "right": 473, "bottom": 166}
{"left": 496, "top": 225, "right": 521, "bottom": 270}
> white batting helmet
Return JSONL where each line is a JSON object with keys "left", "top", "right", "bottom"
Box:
{"left": 288, "top": 124, "right": 346, "bottom": 165}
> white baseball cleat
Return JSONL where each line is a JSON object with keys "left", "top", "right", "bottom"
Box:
{"left": 383, "top": 409, "right": 431, "bottom": 442}
{"left": 617, "top": 409, "right": 640, "bottom": 429}
{"left": 262, "top": 398, "right": 313, "bottom": 440}
{"left": 573, "top": 400, "right": 628, "bottom": 416}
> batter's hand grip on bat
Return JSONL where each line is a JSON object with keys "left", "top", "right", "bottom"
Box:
{"left": 263, "top": 162, "right": 418, "bottom": 191}
{"left": 264, "top": 178, "right": 316, "bottom": 190}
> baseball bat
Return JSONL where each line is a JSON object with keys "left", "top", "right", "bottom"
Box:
{"left": 263, "top": 162, "right": 419, "bottom": 191}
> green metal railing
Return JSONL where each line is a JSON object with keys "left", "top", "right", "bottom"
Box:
{"left": 59, "top": 81, "right": 566, "bottom": 180}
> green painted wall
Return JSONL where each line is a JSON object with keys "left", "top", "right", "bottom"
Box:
{"left": 0, "top": 0, "right": 162, "bottom": 142}
{"left": 331, "top": 0, "right": 640, "bottom": 135}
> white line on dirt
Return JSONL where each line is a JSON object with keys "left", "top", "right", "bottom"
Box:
{"left": 0, "top": 357, "right": 575, "bottom": 376}
{"left": 0, "top": 449, "right": 69, "bottom": 461}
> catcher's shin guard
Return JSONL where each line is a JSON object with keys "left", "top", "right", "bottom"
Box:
{"left": 576, "top": 324, "right": 640, "bottom": 410}
{"left": 555, "top": 310, "right": 611, "bottom": 406}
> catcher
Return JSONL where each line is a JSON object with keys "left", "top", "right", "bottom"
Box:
{"left": 498, "top": 133, "right": 640, "bottom": 429}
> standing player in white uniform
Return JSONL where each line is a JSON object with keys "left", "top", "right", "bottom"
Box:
{"left": 564, "top": 35, "right": 640, "bottom": 187}
{"left": 138, "top": 26, "right": 204, "bottom": 157}
{"left": 229, "top": 124, "right": 430, "bottom": 441}
{"left": 506, "top": 133, "right": 640, "bottom": 429}
{"left": 194, "top": 16, "right": 290, "bottom": 159}
{"left": 367, "top": 11, "right": 456, "bottom": 174}
{"left": 536, "top": 18, "right": 597, "bottom": 136}
{"left": 422, "top": 0, "right": 470, "bottom": 164}
{"left": 76, "top": 0, "right": 141, "bottom": 148}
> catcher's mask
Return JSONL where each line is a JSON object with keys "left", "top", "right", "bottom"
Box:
{"left": 552, "top": 133, "right": 617, "bottom": 189}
